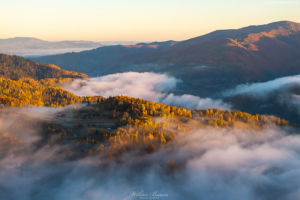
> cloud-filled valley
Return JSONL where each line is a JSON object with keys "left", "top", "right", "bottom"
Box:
{"left": 1, "top": 71, "right": 300, "bottom": 200}
{"left": 1, "top": 7, "right": 300, "bottom": 200}
{"left": 59, "top": 72, "right": 300, "bottom": 122}
{"left": 60, "top": 72, "right": 231, "bottom": 110}
{"left": 2, "top": 64, "right": 300, "bottom": 200}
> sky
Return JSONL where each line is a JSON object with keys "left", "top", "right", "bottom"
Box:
{"left": 1, "top": 0, "right": 300, "bottom": 42}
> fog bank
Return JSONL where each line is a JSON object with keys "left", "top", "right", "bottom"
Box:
{"left": 223, "top": 74, "right": 300, "bottom": 97}
{"left": 61, "top": 72, "right": 231, "bottom": 110}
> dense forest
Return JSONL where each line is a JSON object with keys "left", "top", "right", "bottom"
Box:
{"left": 0, "top": 77, "right": 103, "bottom": 107}
{"left": 0, "top": 54, "right": 88, "bottom": 80}
{"left": 80, "top": 96, "right": 291, "bottom": 158}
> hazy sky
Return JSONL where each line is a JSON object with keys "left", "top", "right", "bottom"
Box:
{"left": 1, "top": 0, "right": 299, "bottom": 42}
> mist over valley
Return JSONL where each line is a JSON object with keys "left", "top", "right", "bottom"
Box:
{"left": 1, "top": 5, "right": 300, "bottom": 198}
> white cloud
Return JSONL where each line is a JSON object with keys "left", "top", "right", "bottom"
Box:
{"left": 61, "top": 72, "right": 231, "bottom": 110}
{"left": 1, "top": 111, "right": 300, "bottom": 200}
{"left": 223, "top": 74, "right": 300, "bottom": 97}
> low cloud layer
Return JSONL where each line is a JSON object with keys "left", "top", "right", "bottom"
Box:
{"left": 61, "top": 72, "right": 231, "bottom": 110}
{"left": 223, "top": 74, "right": 300, "bottom": 97}
{"left": 1, "top": 108, "right": 300, "bottom": 200}
{"left": 223, "top": 75, "right": 300, "bottom": 117}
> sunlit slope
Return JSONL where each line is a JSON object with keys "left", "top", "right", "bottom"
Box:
{"left": 0, "top": 54, "right": 98, "bottom": 107}
{"left": 0, "top": 77, "right": 103, "bottom": 107}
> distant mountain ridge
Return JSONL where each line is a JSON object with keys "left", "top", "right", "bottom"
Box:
{"left": 33, "top": 40, "right": 178, "bottom": 74}
{"left": 0, "top": 37, "right": 103, "bottom": 49}
{"left": 0, "top": 37, "right": 104, "bottom": 56}
{"left": 33, "top": 21, "right": 300, "bottom": 96}
{"left": 125, "top": 21, "right": 300, "bottom": 66}
{"left": 0, "top": 37, "right": 47, "bottom": 45}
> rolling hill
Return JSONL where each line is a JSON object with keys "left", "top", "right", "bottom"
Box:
{"left": 0, "top": 53, "right": 102, "bottom": 107}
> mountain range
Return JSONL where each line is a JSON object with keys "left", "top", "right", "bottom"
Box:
{"left": 32, "top": 41, "right": 178, "bottom": 75}
{"left": 0, "top": 37, "right": 104, "bottom": 56}
{"left": 33, "top": 21, "right": 300, "bottom": 97}
{"left": 0, "top": 37, "right": 103, "bottom": 49}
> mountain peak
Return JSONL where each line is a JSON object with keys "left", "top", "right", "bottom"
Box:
{"left": 266, "top": 20, "right": 300, "bottom": 29}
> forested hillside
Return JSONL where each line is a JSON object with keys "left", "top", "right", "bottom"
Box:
{"left": 0, "top": 77, "right": 103, "bottom": 107}
{"left": 1, "top": 95, "right": 292, "bottom": 162}
{"left": 0, "top": 54, "right": 89, "bottom": 80}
